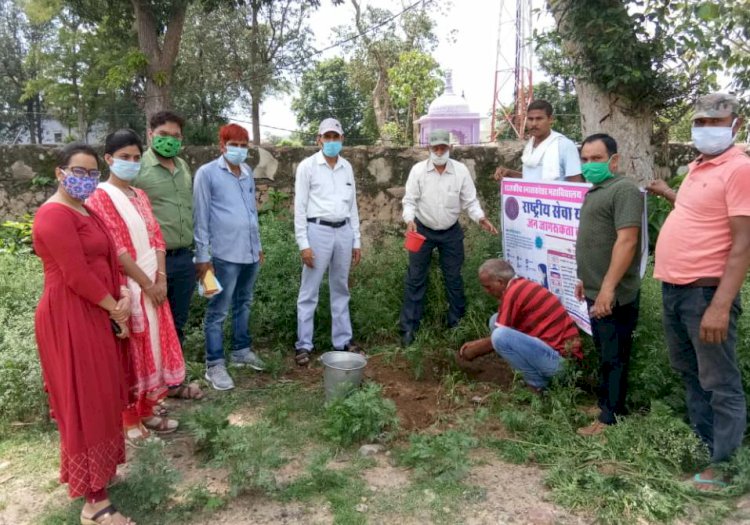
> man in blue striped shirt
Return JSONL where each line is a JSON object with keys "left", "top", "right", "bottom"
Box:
{"left": 194, "top": 124, "right": 264, "bottom": 391}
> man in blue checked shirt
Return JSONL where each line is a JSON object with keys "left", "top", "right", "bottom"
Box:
{"left": 194, "top": 124, "right": 265, "bottom": 391}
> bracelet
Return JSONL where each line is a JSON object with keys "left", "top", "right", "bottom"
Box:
{"left": 119, "top": 287, "right": 130, "bottom": 297}
{"left": 157, "top": 271, "right": 167, "bottom": 277}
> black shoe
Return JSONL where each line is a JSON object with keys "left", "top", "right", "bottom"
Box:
{"left": 401, "top": 331, "right": 415, "bottom": 347}
{"left": 342, "top": 341, "right": 364, "bottom": 354}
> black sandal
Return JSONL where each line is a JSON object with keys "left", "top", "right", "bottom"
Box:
{"left": 80, "top": 504, "right": 134, "bottom": 524}
{"left": 295, "top": 350, "right": 311, "bottom": 366}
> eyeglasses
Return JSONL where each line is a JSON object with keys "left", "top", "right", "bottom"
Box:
{"left": 62, "top": 166, "right": 102, "bottom": 179}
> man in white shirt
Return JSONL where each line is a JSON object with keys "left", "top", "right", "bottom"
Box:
{"left": 494, "top": 100, "right": 582, "bottom": 182}
{"left": 294, "top": 118, "right": 362, "bottom": 365}
{"left": 400, "top": 129, "right": 498, "bottom": 346}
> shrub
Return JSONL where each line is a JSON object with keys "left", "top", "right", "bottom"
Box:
{"left": 322, "top": 382, "right": 399, "bottom": 446}
{"left": 398, "top": 430, "right": 479, "bottom": 482}
{"left": 0, "top": 254, "right": 45, "bottom": 424}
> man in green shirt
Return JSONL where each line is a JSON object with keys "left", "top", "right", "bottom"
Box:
{"left": 574, "top": 133, "right": 643, "bottom": 436}
{"left": 134, "top": 111, "right": 196, "bottom": 366}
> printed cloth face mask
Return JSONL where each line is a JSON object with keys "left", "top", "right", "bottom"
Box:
{"left": 152, "top": 135, "right": 182, "bottom": 158}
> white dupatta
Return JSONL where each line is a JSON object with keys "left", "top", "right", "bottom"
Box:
{"left": 98, "top": 182, "right": 158, "bottom": 335}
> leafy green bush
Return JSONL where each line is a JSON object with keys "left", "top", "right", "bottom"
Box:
{"left": 322, "top": 382, "right": 399, "bottom": 446}
{"left": 398, "top": 430, "right": 478, "bottom": 482}
{"left": 110, "top": 440, "right": 180, "bottom": 513}
{"left": 184, "top": 405, "right": 285, "bottom": 496}
{"left": 0, "top": 254, "right": 45, "bottom": 424}
{"left": 0, "top": 215, "right": 33, "bottom": 254}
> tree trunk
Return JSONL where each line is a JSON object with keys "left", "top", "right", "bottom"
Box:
{"left": 575, "top": 82, "right": 655, "bottom": 182}
{"left": 548, "top": 0, "right": 655, "bottom": 182}
{"left": 249, "top": 1, "right": 262, "bottom": 145}
{"left": 351, "top": 0, "right": 393, "bottom": 146}
{"left": 250, "top": 84, "right": 262, "bottom": 145}
{"left": 131, "top": 0, "right": 187, "bottom": 126}
{"left": 25, "top": 99, "right": 37, "bottom": 145}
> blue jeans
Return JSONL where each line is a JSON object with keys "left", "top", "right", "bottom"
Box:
{"left": 489, "top": 313, "right": 563, "bottom": 389}
{"left": 165, "top": 248, "right": 196, "bottom": 348}
{"left": 204, "top": 258, "right": 260, "bottom": 367}
{"left": 662, "top": 283, "right": 745, "bottom": 463}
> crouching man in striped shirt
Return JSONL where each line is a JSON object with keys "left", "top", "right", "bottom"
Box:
{"left": 458, "top": 259, "right": 582, "bottom": 391}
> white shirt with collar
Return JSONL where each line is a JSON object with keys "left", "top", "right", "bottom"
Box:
{"left": 294, "top": 150, "right": 361, "bottom": 250}
{"left": 402, "top": 157, "right": 486, "bottom": 231}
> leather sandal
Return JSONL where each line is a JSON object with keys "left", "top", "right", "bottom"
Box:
{"left": 167, "top": 382, "right": 204, "bottom": 400}
{"left": 295, "top": 349, "right": 311, "bottom": 366}
{"left": 141, "top": 416, "right": 178, "bottom": 434}
{"left": 80, "top": 504, "right": 135, "bottom": 524}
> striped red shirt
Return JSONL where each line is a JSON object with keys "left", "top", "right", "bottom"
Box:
{"left": 497, "top": 278, "right": 582, "bottom": 359}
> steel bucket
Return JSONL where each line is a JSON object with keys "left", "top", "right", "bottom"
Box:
{"left": 320, "top": 351, "right": 367, "bottom": 401}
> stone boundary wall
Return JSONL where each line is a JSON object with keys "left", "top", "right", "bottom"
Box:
{"left": 0, "top": 142, "right": 702, "bottom": 226}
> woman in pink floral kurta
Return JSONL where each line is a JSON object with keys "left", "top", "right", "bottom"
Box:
{"left": 87, "top": 129, "right": 185, "bottom": 440}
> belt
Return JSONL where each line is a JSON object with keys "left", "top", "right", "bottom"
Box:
{"left": 664, "top": 277, "right": 721, "bottom": 288}
{"left": 165, "top": 247, "right": 192, "bottom": 256}
{"left": 307, "top": 218, "right": 348, "bottom": 228}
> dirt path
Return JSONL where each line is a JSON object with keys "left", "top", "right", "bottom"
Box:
{"left": 1, "top": 353, "right": 744, "bottom": 524}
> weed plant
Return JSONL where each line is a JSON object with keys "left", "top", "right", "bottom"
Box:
{"left": 322, "top": 382, "right": 399, "bottom": 446}
{"left": 398, "top": 430, "right": 479, "bottom": 482}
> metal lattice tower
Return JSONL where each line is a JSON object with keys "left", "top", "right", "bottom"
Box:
{"left": 490, "top": 0, "right": 534, "bottom": 141}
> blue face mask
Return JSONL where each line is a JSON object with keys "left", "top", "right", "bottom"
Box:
{"left": 322, "top": 141, "right": 343, "bottom": 157}
{"left": 224, "top": 145, "right": 248, "bottom": 166}
{"left": 110, "top": 158, "right": 141, "bottom": 181}
{"left": 691, "top": 119, "right": 737, "bottom": 155}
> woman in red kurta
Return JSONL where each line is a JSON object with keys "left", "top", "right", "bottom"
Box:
{"left": 33, "top": 143, "right": 135, "bottom": 524}
{"left": 87, "top": 129, "right": 185, "bottom": 440}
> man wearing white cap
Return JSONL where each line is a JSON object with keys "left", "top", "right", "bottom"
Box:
{"left": 400, "top": 129, "right": 498, "bottom": 346}
{"left": 293, "top": 118, "right": 362, "bottom": 366}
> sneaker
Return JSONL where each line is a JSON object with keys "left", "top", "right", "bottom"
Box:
{"left": 205, "top": 364, "right": 235, "bottom": 391}
{"left": 231, "top": 350, "right": 266, "bottom": 371}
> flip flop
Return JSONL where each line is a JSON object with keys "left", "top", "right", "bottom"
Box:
{"left": 692, "top": 473, "right": 728, "bottom": 489}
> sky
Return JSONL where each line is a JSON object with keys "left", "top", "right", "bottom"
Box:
{"left": 235, "top": 0, "right": 554, "bottom": 139}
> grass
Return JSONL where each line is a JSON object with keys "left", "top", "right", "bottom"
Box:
{"left": 2, "top": 211, "right": 750, "bottom": 524}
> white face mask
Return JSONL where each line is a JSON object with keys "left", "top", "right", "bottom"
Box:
{"left": 430, "top": 150, "right": 450, "bottom": 166}
{"left": 691, "top": 118, "right": 737, "bottom": 155}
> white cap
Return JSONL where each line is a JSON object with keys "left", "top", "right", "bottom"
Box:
{"left": 318, "top": 118, "right": 344, "bottom": 136}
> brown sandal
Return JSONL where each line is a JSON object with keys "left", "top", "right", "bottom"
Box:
{"left": 167, "top": 382, "right": 204, "bottom": 400}
{"left": 141, "top": 416, "right": 178, "bottom": 434}
{"left": 295, "top": 350, "right": 311, "bottom": 366}
{"left": 80, "top": 504, "right": 135, "bottom": 524}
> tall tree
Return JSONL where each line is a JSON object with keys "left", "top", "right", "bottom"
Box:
{"left": 0, "top": 0, "right": 46, "bottom": 143}
{"left": 341, "top": 1, "right": 439, "bottom": 145}
{"left": 291, "top": 57, "right": 372, "bottom": 144}
{"left": 387, "top": 50, "right": 442, "bottom": 145}
{"left": 544, "top": 0, "right": 724, "bottom": 180}
{"left": 236, "top": 0, "right": 316, "bottom": 145}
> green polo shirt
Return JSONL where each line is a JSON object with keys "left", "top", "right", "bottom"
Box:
{"left": 575, "top": 175, "right": 643, "bottom": 305}
{"left": 133, "top": 148, "right": 194, "bottom": 250}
